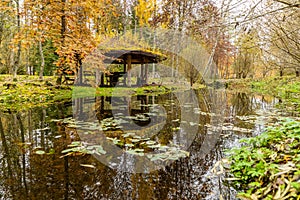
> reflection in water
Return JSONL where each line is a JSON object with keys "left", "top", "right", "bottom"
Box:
{"left": 0, "top": 90, "right": 283, "bottom": 199}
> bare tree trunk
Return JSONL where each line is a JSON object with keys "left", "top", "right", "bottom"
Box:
{"left": 204, "top": 34, "right": 219, "bottom": 79}
{"left": 10, "top": 49, "right": 15, "bottom": 75}
{"left": 134, "top": 17, "right": 137, "bottom": 35}
{"left": 152, "top": 30, "right": 156, "bottom": 76}
{"left": 145, "top": 63, "right": 149, "bottom": 84}
{"left": 273, "top": 0, "right": 300, "bottom": 8}
{"left": 39, "top": 40, "right": 45, "bottom": 81}
{"left": 57, "top": 0, "right": 66, "bottom": 85}
{"left": 171, "top": 30, "right": 177, "bottom": 78}
{"left": 12, "top": 0, "right": 22, "bottom": 80}
{"left": 95, "top": 69, "right": 100, "bottom": 86}
{"left": 171, "top": 54, "right": 175, "bottom": 77}
{"left": 175, "top": 51, "right": 179, "bottom": 79}
{"left": 123, "top": 0, "right": 127, "bottom": 33}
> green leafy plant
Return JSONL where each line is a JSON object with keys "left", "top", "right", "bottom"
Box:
{"left": 226, "top": 119, "right": 300, "bottom": 200}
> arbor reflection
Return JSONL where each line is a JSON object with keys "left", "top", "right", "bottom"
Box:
{"left": 0, "top": 90, "right": 240, "bottom": 200}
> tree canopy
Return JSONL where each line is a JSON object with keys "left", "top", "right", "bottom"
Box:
{"left": 0, "top": 0, "right": 299, "bottom": 80}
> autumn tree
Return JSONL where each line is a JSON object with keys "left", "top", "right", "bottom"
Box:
{"left": 188, "top": 0, "right": 234, "bottom": 79}
{"left": 157, "top": 0, "right": 233, "bottom": 80}
{"left": 266, "top": 3, "right": 300, "bottom": 76}
{"left": 0, "top": 0, "right": 23, "bottom": 79}
{"left": 226, "top": 0, "right": 299, "bottom": 78}
{"left": 180, "top": 44, "right": 209, "bottom": 86}
{"left": 22, "top": 0, "right": 49, "bottom": 80}
{"left": 23, "top": 0, "right": 112, "bottom": 83}
{"left": 93, "top": 0, "right": 124, "bottom": 36}
{"left": 135, "top": 0, "right": 157, "bottom": 27}
{"left": 12, "top": 0, "right": 22, "bottom": 80}
{"left": 233, "top": 29, "right": 260, "bottom": 78}
{"left": 0, "top": 2, "right": 15, "bottom": 74}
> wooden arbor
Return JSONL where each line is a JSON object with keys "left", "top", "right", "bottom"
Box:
{"left": 101, "top": 50, "right": 165, "bottom": 87}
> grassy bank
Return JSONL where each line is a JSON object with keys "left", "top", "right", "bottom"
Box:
{"left": 0, "top": 75, "right": 173, "bottom": 111}
{"left": 226, "top": 76, "right": 300, "bottom": 114}
{"left": 1, "top": 75, "right": 299, "bottom": 112}
{"left": 226, "top": 76, "right": 300, "bottom": 96}
{"left": 0, "top": 75, "right": 72, "bottom": 111}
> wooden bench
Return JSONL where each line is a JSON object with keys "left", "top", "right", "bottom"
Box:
{"left": 106, "top": 72, "right": 126, "bottom": 86}
{"left": 62, "top": 70, "right": 75, "bottom": 85}
{"left": 62, "top": 76, "right": 75, "bottom": 85}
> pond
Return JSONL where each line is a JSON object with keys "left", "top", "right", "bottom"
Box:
{"left": 0, "top": 89, "right": 296, "bottom": 200}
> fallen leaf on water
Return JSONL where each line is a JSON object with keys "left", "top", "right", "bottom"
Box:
{"left": 80, "top": 164, "right": 96, "bottom": 169}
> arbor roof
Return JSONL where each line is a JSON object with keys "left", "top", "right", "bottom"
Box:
{"left": 103, "top": 50, "right": 166, "bottom": 64}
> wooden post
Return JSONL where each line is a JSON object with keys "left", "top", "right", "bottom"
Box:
{"left": 95, "top": 69, "right": 100, "bottom": 86}
{"left": 124, "top": 62, "right": 127, "bottom": 72}
{"left": 145, "top": 63, "right": 149, "bottom": 84}
{"left": 123, "top": 62, "right": 127, "bottom": 86}
{"left": 140, "top": 60, "right": 144, "bottom": 86}
{"left": 100, "top": 72, "right": 104, "bottom": 86}
{"left": 127, "top": 55, "right": 132, "bottom": 87}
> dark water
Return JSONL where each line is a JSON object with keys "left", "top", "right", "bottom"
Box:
{"left": 0, "top": 89, "right": 290, "bottom": 200}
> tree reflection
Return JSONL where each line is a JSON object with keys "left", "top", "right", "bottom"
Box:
{"left": 0, "top": 91, "right": 237, "bottom": 199}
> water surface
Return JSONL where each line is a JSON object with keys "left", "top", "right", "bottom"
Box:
{"left": 0, "top": 89, "right": 292, "bottom": 200}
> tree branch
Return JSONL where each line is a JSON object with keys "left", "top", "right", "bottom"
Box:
{"left": 273, "top": 0, "right": 300, "bottom": 8}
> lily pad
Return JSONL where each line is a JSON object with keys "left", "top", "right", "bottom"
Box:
{"left": 130, "top": 138, "right": 141, "bottom": 143}
{"left": 125, "top": 143, "right": 135, "bottom": 147}
{"left": 61, "top": 147, "right": 80, "bottom": 154}
{"left": 35, "top": 150, "right": 46, "bottom": 155}
{"left": 122, "top": 132, "right": 135, "bottom": 138}
{"left": 126, "top": 149, "right": 144, "bottom": 156}
{"left": 148, "top": 144, "right": 162, "bottom": 148}
{"left": 149, "top": 154, "right": 169, "bottom": 161}
{"left": 68, "top": 141, "right": 82, "bottom": 147}
{"left": 146, "top": 140, "right": 156, "bottom": 145}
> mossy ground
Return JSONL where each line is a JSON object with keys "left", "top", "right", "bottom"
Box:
{"left": 0, "top": 75, "right": 174, "bottom": 111}
{"left": 0, "top": 75, "right": 72, "bottom": 111}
